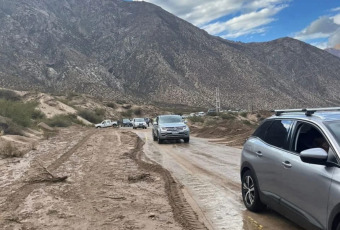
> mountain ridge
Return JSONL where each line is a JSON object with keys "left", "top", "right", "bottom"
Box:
{"left": 0, "top": 0, "right": 340, "bottom": 109}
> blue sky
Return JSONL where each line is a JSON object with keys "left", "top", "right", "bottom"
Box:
{"left": 131, "top": 0, "right": 340, "bottom": 49}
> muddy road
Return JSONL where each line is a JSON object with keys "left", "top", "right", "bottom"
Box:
{"left": 134, "top": 128, "right": 303, "bottom": 230}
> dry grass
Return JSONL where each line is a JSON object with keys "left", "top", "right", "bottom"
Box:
{"left": 0, "top": 142, "right": 24, "bottom": 158}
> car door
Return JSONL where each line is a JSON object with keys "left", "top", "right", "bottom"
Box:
{"left": 279, "top": 121, "right": 335, "bottom": 230}
{"left": 248, "top": 119, "right": 293, "bottom": 206}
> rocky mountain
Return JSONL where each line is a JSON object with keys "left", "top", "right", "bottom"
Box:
{"left": 326, "top": 47, "right": 340, "bottom": 59}
{"left": 1, "top": 0, "right": 340, "bottom": 109}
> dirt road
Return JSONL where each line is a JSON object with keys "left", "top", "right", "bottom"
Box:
{"left": 0, "top": 127, "right": 186, "bottom": 230}
{"left": 134, "top": 128, "right": 303, "bottom": 230}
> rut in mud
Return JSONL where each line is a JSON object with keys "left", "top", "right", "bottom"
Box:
{"left": 125, "top": 131, "right": 207, "bottom": 230}
{"left": 0, "top": 128, "right": 205, "bottom": 229}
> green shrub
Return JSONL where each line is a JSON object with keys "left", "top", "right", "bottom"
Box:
{"left": 207, "top": 112, "right": 217, "bottom": 116}
{"left": 31, "top": 109, "right": 45, "bottom": 120}
{"left": 205, "top": 119, "right": 217, "bottom": 126}
{"left": 5, "top": 121, "right": 24, "bottom": 135}
{"left": 45, "top": 114, "right": 84, "bottom": 127}
{"left": 121, "top": 109, "right": 133, "bottom": 118}
{"left": 188, "top": 116, "right": 204, "bottom": 123}
{"left": 94, "top": 108, "right": 105, "bottom": 117}
{"left": 0, "top": 89, "right": 20, "bottom": 101}
{"left": 133, "top": 108, "right": 142, "bottom": 116}
{"left": 0, "top": 99, "right": 37, "bottom": 127}
{"left": 106, "top": 102, "right": 116, "bottom": 109}
{"left": 242, "top": 120, "right": 252, "bottom": 126}
{"left": 240, "top": 112, "right": 248, "bottom": 118}
{"left": 78, "top": 110, "right": 103, "bottom": 123}
{"left": 220, "top": 113, "right": 235, "bottom": 120}
{"left": 116, "top": 100, "right": 127, "bottom": 105}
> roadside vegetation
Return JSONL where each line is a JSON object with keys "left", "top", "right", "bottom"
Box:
{"left": 78, "top": 109, "right": 104, "bottom": 124}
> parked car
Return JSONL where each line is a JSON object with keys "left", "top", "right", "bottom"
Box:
{"left": 152, "top": 115, "right": 190, "bottom": 144}
{"left": 197, "top": 111, "right": 206, "bottom": 116}
{"left": 241, "top": 108, "right": 340, "bottom": 230}
{"left": 132, "top": 118, "right": 147, "bottom": 129}
{"left": 121, "top": 118, "right": 132, "bottom": 127}
{"left": 95, "top": 120, "right": 117, "bottom": 128}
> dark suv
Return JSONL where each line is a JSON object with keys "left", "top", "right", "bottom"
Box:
{"left": 241, "top": 108, "right": 340, "bottom": 230}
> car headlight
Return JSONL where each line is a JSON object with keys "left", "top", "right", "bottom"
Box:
{"left": 160, "top": 127, "right": 167, "bottom": 131}
{"left": 182, "top": 126, "right": 189, "bottom": 131}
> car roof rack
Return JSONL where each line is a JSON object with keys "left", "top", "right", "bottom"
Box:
{"left": 273, "top": 107, "right": 340, "bottom": 116}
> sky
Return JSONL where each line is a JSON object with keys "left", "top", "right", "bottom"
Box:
{"left": 131, "top": 0, "right": 340, "bottom": 49}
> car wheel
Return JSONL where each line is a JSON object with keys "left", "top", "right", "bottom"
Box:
{"left": 184, "top": 138, "right": 189, "bottom": 143}
{"left": 157, "top": 133, "right": 163, "bottom": 144}
{"left": 241, "top": 170, "right": 265, "bottom": 212}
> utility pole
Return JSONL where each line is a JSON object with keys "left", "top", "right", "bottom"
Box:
{"left": 216, "top": 87, "right": 221, "bottom": 113}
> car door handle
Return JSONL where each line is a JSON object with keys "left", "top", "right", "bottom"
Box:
{"left": 256, "top": 151, "right": 263, "bottom": 157}
{"left": 282, "top": 161, "right": 292, "bottom": 168}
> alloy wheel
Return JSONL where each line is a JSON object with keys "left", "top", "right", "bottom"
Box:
{"left": 243, "top": 175, "right": 255, "bottom": 207}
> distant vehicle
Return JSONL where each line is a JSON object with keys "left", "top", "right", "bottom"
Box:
{"left": 152, "top": 115, "right": 190, "bottom": 144}
{"left": 132, "top": 118, "right": 147, "bottom": 129}
{"left": 121, "top": 118, "right": 133, "bottom": 127}
{"left": 207, "top": 108, "right": 217, "bottom": 115}
{"left": 95, "top": 120, "right": 117, "bottom": 128}
{"left": 241, "top": 107, "right": 340, "bottom": 230}
{"left": 197, "top": 111, "right": 205, "bottom": 116}
{"left": 189, "top": 113, "right": 196, "bottom": 117}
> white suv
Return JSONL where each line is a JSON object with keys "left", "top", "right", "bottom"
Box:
{"left": 132, "top": 118, "right": 147, "bottom": 129}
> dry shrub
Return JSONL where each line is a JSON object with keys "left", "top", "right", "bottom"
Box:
{"left": 0, "top": 142, "right": 24, "bottom": 158}
{"left": 43, "top": 130, "right": 57, "bottom": 140}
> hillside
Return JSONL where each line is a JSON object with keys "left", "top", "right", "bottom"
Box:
{"left": 0, "top": 0, "right": 340, "bottom": 109}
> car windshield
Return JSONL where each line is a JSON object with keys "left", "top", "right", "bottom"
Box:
{"left": 135, "top": 118, "right": 144, "bottom": 122}
{"left": 324, "top": 121, "right": 340, "bottom": 145}
{"left": 123, "top": 119, "right": 130, "bottom": 122}
{"left": 159, "top": 116, "right": 182, "bottom": 124}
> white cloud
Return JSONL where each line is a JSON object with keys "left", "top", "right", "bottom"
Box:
{"left": 310, "top": 41, "right": 328, "bottom": 49}
{"left": 294, "top": 13, "right": 340, "bottom": 48}
{"left": 133, "top": 0, "right": 289, "bottom": 38}
{"left": 331, "top": 7, "right": 340, "bottom": 12}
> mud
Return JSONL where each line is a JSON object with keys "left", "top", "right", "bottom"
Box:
{"left": 0, "top": 127, "right": 186, "bottom": 229}
{"left": 134, "top": 128, "right": 303, "bottom": 230}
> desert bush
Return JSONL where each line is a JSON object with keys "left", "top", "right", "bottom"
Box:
{"left": 204, "top": 119, "right": 217, "bottom": 126}
{"left": 133, "top": 108, "right": 142, "bottom": 116}
{"left": 240, "top": 112, "right": 248, "bottom": 118}
{"left": 188, "top": 116, "right": 204, "bottom": 123}
{"left": 66, "top": 92, "right": 79, "bottom": 100}
{"left": 121, "top": 109, "right": 133, "bottom": 118}
{"left": 220, "top": 113, "right": 235, "bottom": 120}
{"left": 0, "top": 99, "right": 37, "bottom": 127}
{"left": 43, "top": 130, "right": 57, "bottom": 140}
{"left": 94, "top": 108, "right": 105, "bottom": 117}
{"left": 207, "top": 112, "right": 217, "bottom": 116}
{"left": 45, "top": 114, "right": 84, "bottom": 127}
{"left": 106, "top": 102, "right": 116, "bottom": 109}
{"left": 5, "top": 121, "right": 24, "bottom": 135}
{"left": 31, "top": 109, "right": 45, "bottom": 120}
{"left": 242, "top": 120, "right": 252, "bottom": 126}
{"left": 0, "top": 89, "right": 20, "bottom": 101}
{"left": 116, "top": 100, "right": 127, "bottom": 105}
{"left": 78, "top": 110, "right": 103, "bottom": 123}
{"left": 0, "top": 142, "right": 24, "bottom": 158}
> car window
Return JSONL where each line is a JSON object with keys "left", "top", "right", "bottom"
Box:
{"left": 159, "top": 116, "right": 182, "bottom": 123}
{"left": 294, "top": 122, "right": 330, "bottom": 153}
{"left": 264, "top": 120, "right": 293, "bottom": 150}
{"left": 324, "top": 121, "right": 340, "bottom": 146}
{"left": 252, "top": 120, "right": 273, "bottom": 140}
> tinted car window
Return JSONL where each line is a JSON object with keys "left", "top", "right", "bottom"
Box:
{"left": 252, "top": 120, "right": 273, "bottom": 140}
{"left": 264, "top": 120, "right": 293, "bottom": 150}
{"left": 159, "top": 115, "right": 182, "bottom": 124}
{"left": 325, "top": 121, "right": 340, "bottom": 146}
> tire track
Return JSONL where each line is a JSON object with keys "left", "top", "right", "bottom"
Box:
{"left": 126, "top": 132, "right": 207, "bottom": 230}
{"left": 0, "top": 130, "right": 95, "bottom": 215}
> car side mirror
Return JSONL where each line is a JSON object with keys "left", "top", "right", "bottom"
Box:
{"left": 300, "top": 148, "right": 328, "bottom": 165}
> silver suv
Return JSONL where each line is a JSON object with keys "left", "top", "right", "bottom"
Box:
{"left": 152, "top": 115, "right": 190, "bottom": 144}
{"left": 241, "top": 108, "right": 340, "bottom": 230}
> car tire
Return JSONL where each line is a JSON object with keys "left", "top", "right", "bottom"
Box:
{"left": 336, "top": 221, "right": 340, "bottom": 230}
{"left": 241, "top": 170, "right": 265, "bottom": 212}
{"left": 157, "top": 133, "right": 163, "bottom": 144}
{"left": 184, "top": 138, "right": 190, "bottom": 143}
